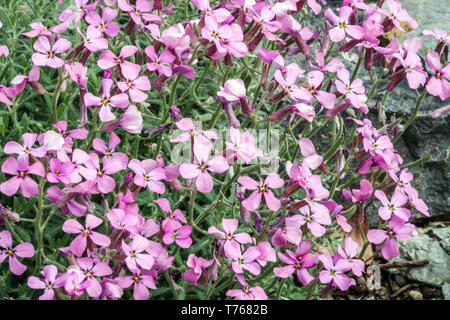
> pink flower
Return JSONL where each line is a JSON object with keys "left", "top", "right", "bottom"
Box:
{"left": 62, "top": 214, "right": 111, "bottom": 257}
{"left": 225, "top": 128, "right": 262, "bottom": 164}
{"left": 162, "top": 224, "right": 192, "bottom": 248}
{"left": 93, "top": 132, "right": 129, "bottom": 170}
{"left": 297, "top": 71, "right": 336, "bottom": 109}
{"left": 85, "top": 153, "right": 122, "bottom": 194}
{"left": 116, "top": 269, "right": 156, "bottom": 300}
{"left": 425, "top": 51, "right": 450, "bottom": 101}
{"left": 4, "top": 133, "right": 47, "bottom": 162}
{"left": 336, "top": 238, "right": 365, "bottom": 276}
{"left": 271, "top": 215, "right": 303, "bottom": 247}
{"left": 170, "top": 118, "right": 218, "bottom": 146}
{"left": 64, "top": 268, "right": 91, "bottom": 296}
{"left": 226, "top": 274, "right": 267, "bottom": 300}
{"left": 378, "top": 0, "right": 418, "bottom": 32}
{"left": 295, "top": 202, "right": 331, "bottom": 237}
{"left": 128, "top": 158, "right": 166, "bottom": 194}
{"left": 0, "top": 45, "right": 8, "bottom": 57}
{"left": 118, "top": 0, "right": 161, "bottom": 25}
{"left": 77, "top": 25, "right": 108, "bottom": 52}
{"left": 22, "top": 21, "right": 68, "bottom": 38}
{"left": 431, "top": 104, "right": 450, "bottom": 119}
{"left": 271, "top": 63, "right": 305, "bottom": 101}
{"left": 97, "top": 45, "right": 140, "bottom": 74}
{"left": 84, "top": 78, "right": 130, "bottom": 122}
{"left": 0, "top": 230, "right": 35, "bottom": 275}
{"left": 179, "top": 143, "right": 229, "bottom": 193}
{"left": 374, "top": 189, "right": 411, "bottom": 222}
{"left": 0, "top": 156, "right": 45, "bottom": 198}
{"left": 118, "top": 104, "right": 143, "bottom": 133}
{"left": 65, "top": 62, "right": 88, "bottom": 88}
{"left": 153, "top": 198, "right": 187, "bottom": 231}
{"left": 85, "top": 7, "right": 120, "bottom": 37}
{"left": 403, "top": 185, "right": 429, "bottom": 217}
{"left": 367, "top": 216, "right": 416, "bottom": 259}
{"left": 228, "top": 246, "right": 261, "bottom": 275}
{"left": 122, "top": 234, "right": 155, "bottom": 271}
{"left": 335, "top": 69, "right": 368, "bottom": 113}
{"left": 183, "top": 254, "right": 214, "bottom": 286}
{"left": 217, "top": 79, "right": 254, "bottom": 116}
{"left": 27, "top": 265, "right": 67, "bottom": 300}
{"left": 324, "top": 6, "right": 364, "bottom": 42}
{"left": 10, "top": 65, "right": 42, "bottom": 95}
{"left": 68, "top": 148, "right": 98, "bottom": 184}
{"left": 208, "top": 218, "right": 252, "bottom": 258}
{"left": 342, "top": 178, "right": 373, "bottom": 203}
{"left": 117, "top": 64, "right": 151, "bottom": 103}
{"left": 46, "top": 186, "right": 87, "bottom": 217}
{"left": 31, "top": 36, "right": 71, "bottom": 68}
{"left": 274, "top": 240, "right": 318, "bottom": 285}
{"left": 76, "top": 257, "right": 112, "bottom": 298}
{"left": 107, "top": 208, "right": 141, "bottom": 234}
{"left": 299, "top": 138, "right": 323, "bottom": 170}
{"left": 46, "top": 158, "right": 75, "bottom": 185}
{"left": 238, "top": 173, "right": 284, "bottom": 211}
{"left": 145, "top": 45, "right": 175, "bottom": 77}
{"left": 318, "top": 253, "right": 355, "bottom": 291}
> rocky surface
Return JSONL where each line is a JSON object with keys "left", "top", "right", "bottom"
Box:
{"left": 388, "top": 228, "right": 450, "bottom": 287}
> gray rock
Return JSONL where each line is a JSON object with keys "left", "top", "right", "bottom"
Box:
{"left": 399, "top": 0, "right": 450, "bottom": 55}
{"left": 431, "top": 227, "right": 450, "bottom": 241}
{"left": 439, "top": 238, "right": 450, "bottom": 255}
{"left": 442, "top": 283, "right": 450, "bottom": 300}
{"left": 395, "top": 274, "right": 408, "bottom": 287}
{"left": 430, "top": 228, "right": 450, "bottom": 254}
{"left": 393, "top": 234, "right": 450, "bottom": 287}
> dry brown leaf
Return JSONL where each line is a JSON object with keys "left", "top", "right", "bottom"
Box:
{"left": 347, "top": 213, "right": 374, "bottom": 263}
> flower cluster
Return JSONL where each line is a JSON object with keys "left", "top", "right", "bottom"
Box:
{"left": 0, "top": 0, "right": 447, "bottom": 300}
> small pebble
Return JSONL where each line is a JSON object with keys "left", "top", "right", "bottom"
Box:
{"left": 409, "top": 290, "right": 423, "bottom": 300}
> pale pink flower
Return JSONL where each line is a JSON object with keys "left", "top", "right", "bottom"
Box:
{"left": 208, "top": 218, "right": 252, "bottom": 258}
{"left": 27, "top": 265, "right": 67, "bottom": 300}
{"left": 179, "top": 143, "right": 229, "bottom": 193}
{"left": 324, "top": 6, "right": 364, "bottom": 42}
{"left": 0, "top": 230, "right": 35, "bottom": 275}
{"left": 76, "top": 257, "right": 112, "bottom": 298}
{"left": 128, "top": 158, "right": 166, "bottom": 194}
{"left": 4, "top": 133, "right": 47, "bottom": 162}
{"left": 97, "top": 46, "right": 140, "bottom": 74}
{"left": 183, "top": 254, "right": 214, "bottom": 286}
{"left": 0, "top": 156, "right": 45, "bottom": 198}
{"left": 226, "top": 274, "right": 267, "bottom": 300}
{"left": 318, "top": 253, "right": 355, "bottom": 291}
{"left": 77, "top": 25, "right": 108, "bottom": 52}
{"left": 84, "top": 78, "right": 130, "bottom": 122}
{"left": 62, "top": 214, "right": 111, "bottom": 257}
{"left": 374, "top": 189, "right": 411, "bottom": 221}
{"left": 116, "top": 269, "right": 156, "bottom": 300}
{"left": 122, "top": 234, "right": 155, "bottom": 271}
{"left": 367, "top": 216, "right": 417, "bottom": 259}
{"left": 145, "top": 45, "right": 175, "bottom": 77}
{"left": 93, "top": 132, "right": 129, "bottom": 170}
{"left": 85, "top": 7, "right": 119, "bottom": 37}
{"left": 31, "top": 36, "right": 71, "bottom": 68}
{"left": 228, "top": 246, "right": 261, "bottom": 275}
{"left": 117, "top": 64, "right": 151, "bottom": 103}
{"left": 238, "top": 173, "right": 284, "bottom": 211}
{"left": 274, "top": 240, "right": 318, "bottom": 285}
{"left": 162, "top": 224, "right": 192, "bottom": 248}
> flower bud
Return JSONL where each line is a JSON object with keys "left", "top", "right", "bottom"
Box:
{"left": 169, "top": 104, "right": 182, "bottom": 121}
